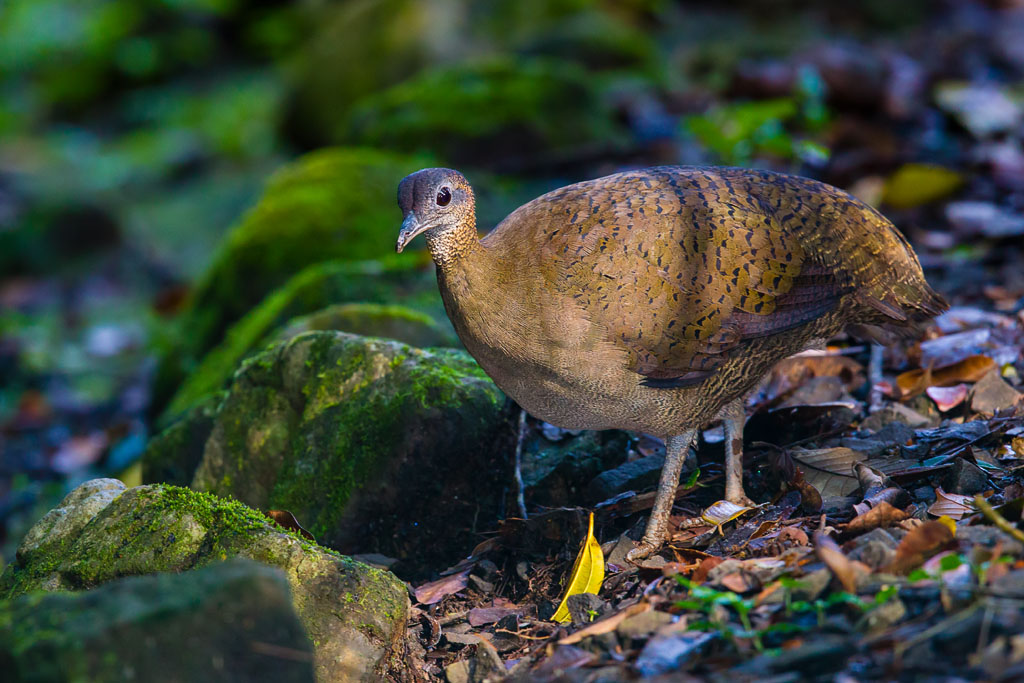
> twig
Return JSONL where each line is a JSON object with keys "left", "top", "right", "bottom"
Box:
{"left": 513, "top": 409, "right": 528, "bottom": 519}
{"left": 974, "top": 495, "right": 1024, "bottom": 543}
{"left": 868, "top": 343, "right": 884, "bottom": 413}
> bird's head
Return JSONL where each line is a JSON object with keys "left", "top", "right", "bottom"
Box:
{"left": 395, "top": 168, "right": 476, "bottom": 257}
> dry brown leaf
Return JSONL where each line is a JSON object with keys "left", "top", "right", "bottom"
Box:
{"left": 791, "top": 447, "right": 866, "bottom": 498}
{"left": 558, "top": 602, "right": 650, "bottom": 644}
{"left": 791, "top": 471, "right": 823, "bottom": 512}
{"left": 414, "top": 568, "right": 471, "bottom": 605}
{"left": 927, "top": 488, "right": 975, "bottom": 520}
{"left": 841, "top": 501, "right": 910, "bottom": 535}
{"left": 702, "top": 500, "right": 754, "bottom": 527}
{"left": 719, "top": 570, "right": 761, "bottom": 594}
{"left": 692, "top": 557, "right": 726, "bottom": 584}
{"left": 814, "top": 531, "right": 857, "bottom": 592}
{"left": 266, "top": 510, "right": 316, "bottom": 542}
{"left": 885, "top": 520, "right": 957, "bottom": 574}
{"left": 895, "top": 355, "right": 996, "bottom": 399}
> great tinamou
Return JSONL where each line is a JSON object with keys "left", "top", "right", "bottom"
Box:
{"left": 395, "top": 166, "right": 946, "bottom": 559}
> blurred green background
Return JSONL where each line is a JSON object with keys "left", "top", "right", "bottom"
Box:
{"left": 3, "top": 0, "right": 1023, "bottom": 558}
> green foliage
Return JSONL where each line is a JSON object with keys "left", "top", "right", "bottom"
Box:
{"left": 676, "top": 574, "right": 902, "bottom": 654}
{"left": 346, "top": 57, "right": 624, "bottom": 163}
{"left": 161, "top": 259, "right": 442, "bottom": 419}
{"left": 173, "top": 148, "right": 432, "bottom": 371}
{"left": 684, "top": 66, "right": 830, "bottom": 166}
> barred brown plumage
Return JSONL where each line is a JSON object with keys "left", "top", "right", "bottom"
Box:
{"left": 395, "top": 165, "right": 947, "bottom": 560}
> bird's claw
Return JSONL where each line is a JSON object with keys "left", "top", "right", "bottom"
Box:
{"left": 727, "top": 494, "right": 757, "bottom": 508}
{"left": 625, "top": 540, "right": 660, "bottom": 564}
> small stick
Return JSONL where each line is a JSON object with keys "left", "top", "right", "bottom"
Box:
{"left": 974, "top": 495, "right": 1024, "bottom": 543}
{"left": 514, "top": 409, "right": 528, "bottom": 519}
{"left": 868, "top": 343, "right": 884, "bottom": 413}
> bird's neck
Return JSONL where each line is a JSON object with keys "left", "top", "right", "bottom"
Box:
{"left": 426, "top": 219, "right": 484, "bottom": 273}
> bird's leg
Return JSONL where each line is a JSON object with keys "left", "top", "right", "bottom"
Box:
{"left": 512, "top": 408, "right": 528, "bottom": 519}
{"left": 723, "top": 398, "right": 755, "bottom": 507}
{"left": 627, "top": 429, "right": 698, "bottom": 561}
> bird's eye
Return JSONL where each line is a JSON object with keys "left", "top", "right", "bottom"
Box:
{"left": 436, "top": 187, "right": 451, "bottom": 207}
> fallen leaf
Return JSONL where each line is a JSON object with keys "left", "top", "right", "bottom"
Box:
{"left": 934, "top": 82, "right": 1023, "bottom": 138}
{"left": 814, "top": 532, "right": 858, "bottom": 593}
{"left": 691, "top": 557, "right": 726, "bottom": 584}
{"left": 558, "top": 602, "right": 649, "bottom": 644}
{"left": 790, "top": 447, "right": 866, "bottom": 498}
{"left": 701, "top": 500, "right": 754, "bottom": 527}
{"left": 882, "top": 163, "right": 963, "bottom": 209}
{"left": 927, "top": 488, "right": 975, "bottom": 520}
{"left": 946, "top": 201, "right": 1024, "bottom": 238}
{"left": 885, "top": 520, "right": 957, "bottom": 574}
{"left": 895, "top": 355, "right": 996, "bottom": 399}
{"left": 266, "top": 510, "right": 317, "bottom": 542}
{"left": 552, "top": 512, "right": 605, "bottom": 623}
{"left": 841, "top": 501, "right": 910, "bottom": 535}
{"left": 468, "top": 606, "right": 521, "bottom": 627}
{"left": 926, "top": 384, "right": 969, "bottom": 412}
{"left": 791, "top": 470, "right": 823, "bottom": 512}
{"left": 970, "top": 368, "right": 1023, "bottom": 415}
{"left": 415, "top": 569, "right": 471, "bottom": 605}
{"left": 719, "top": 570, "right": 761, "bottom": 594}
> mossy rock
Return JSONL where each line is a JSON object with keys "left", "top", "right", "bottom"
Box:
{"left": 345, "top": 57, "right": 624, "bottom": 164}
{"left": 144, "top": 392, "right": 225, "bottom": 486}
{"left": 0, "top": 479, "right": 408, "bottom": 681}
{"left": 0, "top": 559, "right": 314, "bottom": 683}
{"left": 178, "top": 147, "right": 431, "bottom": 368}
{"left": 271, "top": 302, "right": 454, "bottom": 348}
{"left": 191, "top": 331, "right": 516, "bottom": 577}
{"left": 161, "top": 259, "right": 445, "bottom": 420}
{"left": 286, "top": 0, "right": 658, "bottom": 147}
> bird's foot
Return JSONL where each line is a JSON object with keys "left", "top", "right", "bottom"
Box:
{"left": 625, "top": 539, "right": 661, "bottom": 563}
{"left": 726, "top": 492, "right": 756, "bottom": 508}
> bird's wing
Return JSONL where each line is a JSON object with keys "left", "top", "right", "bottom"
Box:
{"left": 521, "top": 168, "right": 851, "bottom": 386}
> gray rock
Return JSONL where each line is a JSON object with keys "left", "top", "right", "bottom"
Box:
{"left": 971, "top": 369, "right": 1022, "bottom": 415}
{"left": 586, "top": 454, "right": 665, "bottom": 501}
{"left": 849, "top": 540, "right": 896, "bottom": 570}
{"left": 634, "top": 631, "right": 717, "bottom": 677}
{"left": 1, "top": 480, "right": 408, "bottom": 682}
{"left": 616, "top": 610, "right": 675, "bottom": 640}
{"left": 943, "top": 457, "right": 990, "bottom": 495}
{"left": 0, "top": 559, "right": 315, "bottom": 683}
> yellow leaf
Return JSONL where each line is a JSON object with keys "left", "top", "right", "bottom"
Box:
{"left": 551, "top": 512, "right": 605, "bottom": 623}
{"left": 701, "top": 500, "right": 753, "bottom": 527}
{"left": 936, "top": 515, "right": 957, "bottom": 537}
{"left": 882, "top": 163, "right": 963, "bottom": 209}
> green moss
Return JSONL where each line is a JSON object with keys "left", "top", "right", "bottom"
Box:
{"left": 163, "top": 259, "right": 443, "bottom": 420}
{"left": 156, "top": 147, "right": 434, "bottom": 410}
{"left": 188, "top": 331, "right": 512, "bottom": 573}
{"left": 345, "top": 57, "right": 624, "bottom": 163}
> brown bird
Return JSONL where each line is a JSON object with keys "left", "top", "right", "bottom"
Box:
{"left": 395, "top": 166, "right": 946, "bottom": 559}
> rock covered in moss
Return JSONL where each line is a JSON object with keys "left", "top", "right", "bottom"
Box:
{"left": 192, "top": 331, "right": 515, "bottom": 575}
{"left": 0, "top": 479, "right": 408, "bottom": 681}
{"left": 144, "top": 393, "right": 225, "bottom": 485}
{"left": 162, "top": 260, "right": 446, "bottom": 419}
{"left": 345, "top": 57, "right": 622, "bottom": 164}
{"left": 286, "top": 0, "right": 660, "bottom": 146}
{"left": 271, "top": 302, "right": 454, "bottom": 349}
{"left": 0, "top": 559, "right": 315, "bottom": 683}
{"left": 176, "top": 147, "right": 430, "bottom": 368}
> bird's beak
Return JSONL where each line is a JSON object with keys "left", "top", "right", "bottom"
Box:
{"left": 396, "top": 212, "right": 428, "bottom": 253}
